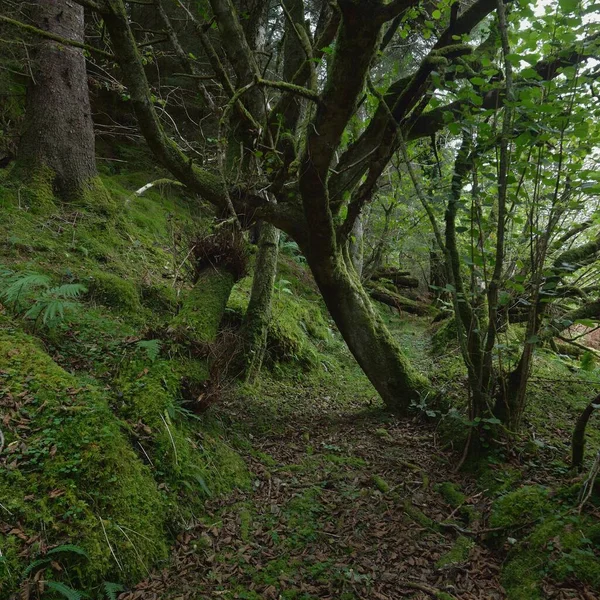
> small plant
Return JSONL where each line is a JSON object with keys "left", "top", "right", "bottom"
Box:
{"left": 0, "top": 270, "right": 86, "bottom": 328}
{"left": 136, "top": 339, "right": 162, "bottom": 362}
{"left": 21, "top": 544, "right": 125, "bottom": 599}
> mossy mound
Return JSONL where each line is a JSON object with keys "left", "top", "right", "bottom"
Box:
{"left": 115, "top": 359, "right": 249, "bottom": 516}
{"left": 86, "top": 270, "right": 141, "bottom": 312}
{"left": 502, "top": 514, "right": 600, "bottom": 598}
{"left": 0, "top": 327, "right": 168, "bottom": 595}
{"left": 489, "top": 485, "right": 552, "bottom": 530}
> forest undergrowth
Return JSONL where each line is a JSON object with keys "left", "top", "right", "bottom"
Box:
{"left": 0, "top": 174, "right": 599, "bottom": 600}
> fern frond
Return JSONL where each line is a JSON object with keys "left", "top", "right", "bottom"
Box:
{"left": 43, "top": 581, "right": 83, "bottom": 600}
{"left": 136, "top": 339, "right": 162, "bottom": 362}
{"left": 50, "top": 284, "right": 88, "bottom": 299}
{"left": 46, "top": 544, "right": 89, "bottom": 558}
{"left": 102, "top": 582, "right": 125, "bottom": 600}
{"left": 22, "top": 557, "right": 52, "bottom": 577}
{"left": 1, "top": 273, "right": 50, "bottom": 304}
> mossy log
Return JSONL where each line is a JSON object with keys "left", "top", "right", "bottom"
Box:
{"left": 368, "top": 284, "right": 436, "bottom": 317}
{"left": 371, "top": 267, "right": 419, "bottom": 289}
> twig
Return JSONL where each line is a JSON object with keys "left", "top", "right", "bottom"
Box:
{"left": 0, "top": 427, "right": 4, "bottom": 455}
{"left": 99, "top": 517, "right": 123, "bottom": 571}
{"left": 399, "top": 580, "right": 459, "bottom": 599}
{"left": 578, "top": 450, "right": 600, "bottom": 513}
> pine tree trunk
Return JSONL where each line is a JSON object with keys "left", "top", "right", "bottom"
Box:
{"left": 306, "top": 248, "right": 429, "bottom": 410}
{"left": 239, "top": 222, "right": 280, "bottom": 381}
{"left": 17, "top": 0, "right": 98, "bottom": 201}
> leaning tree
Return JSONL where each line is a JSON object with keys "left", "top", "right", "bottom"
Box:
{"left": 6, "top": 0, "right": 596, "bottom": 413}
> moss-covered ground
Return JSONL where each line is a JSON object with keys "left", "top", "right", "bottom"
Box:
{"left": 0, "top": 171, "right": 599, "bottom": 599}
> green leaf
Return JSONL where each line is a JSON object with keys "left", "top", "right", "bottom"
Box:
{"left": 432, "top": 9, "right": 441, "bottom": 19}
{"left": 469, "top": 76, "right": 486, "bottom": 86}
{"left": 559, "top": 0, "right": 579, "bottom": 13}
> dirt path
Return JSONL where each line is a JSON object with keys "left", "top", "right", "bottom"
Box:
{"left": 120, "top": 402, "right": 505, "bottom": 600}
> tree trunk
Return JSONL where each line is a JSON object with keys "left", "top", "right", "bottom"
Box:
{"left": 348, "top": 214, "right": 364, "bottom": 279}
{"left": 306, "top": 248, "right": 429, "bottom": 410}
{"left": 239, "top": 221, "right": 280, "bottom": 381}
{"left": 17, "top": 0, "right": 98, "bottom": 201}
{"left": 572, "top": 394, "right": 599, "bottom": 471}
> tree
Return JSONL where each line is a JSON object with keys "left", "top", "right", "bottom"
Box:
{"left": 16, "top": 0, "right": 99, "bottom": 201}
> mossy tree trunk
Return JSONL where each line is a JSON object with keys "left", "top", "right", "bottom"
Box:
{"left": 175, "top": 269, "right": 237, "bottom": 345}
{"left": 17, "top": 0, "right": 98, "bottom": 201}
{"left": 305, "top": 247, "right": 429, "bottom": 410}
{"left": 86, "top": 0, "right": 433, "bottom": 407}
{"left": 572, "top": 394, "right": 599, "bottom": 471}
{"left": 240, "top": 222, "right": 280, "bottom": 381}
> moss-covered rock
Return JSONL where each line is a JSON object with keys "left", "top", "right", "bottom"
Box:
{"left": 502, "top": 514, "right": 600, "bottom": 599}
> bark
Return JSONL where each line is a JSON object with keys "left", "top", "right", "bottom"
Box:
{"left": 94, "top": 0, "right": 430, "bottom": 408}
{"left": 306, "top": 248, "right": 430, "bottom": 411}
{"left": 18, "top": 0, "right": 97, "bottom": 201}
{"left": 348, "top": 214, "right": 364, "bottom": 279}
{"left": 572, "top": 395, "right": 599, "bottom": 471}
{"left": 240, "top": 222, "right": 280, "bottom": 381}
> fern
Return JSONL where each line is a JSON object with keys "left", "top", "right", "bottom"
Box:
{"left": 44, "top": 581, "right": 84, "bottom": 600}
{"left": 46, "top": 544, "right": 89, "bottom": 558}
{"left": 136, "top": 339, "right": 162, "bottom": 362}
{"left": 0, "top": 270, "right": 87, "bottom": 328}
{"left": 22, "top": 557, "right": 52, "bottom": 577}
{"left": 1, "top": 272, "right": 51, "bottom": 306}
{"left": 102, "top": 581, "right": 125, "bottom": 600}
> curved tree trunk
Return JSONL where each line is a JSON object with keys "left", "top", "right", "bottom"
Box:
{"left": 306, "top": 248, "right": 429, "bottom": 411}
{"left": 17, "top": 0, "right": 98, "bottom": 201}
{"left": 572, "top": 394, "right": 599, "bottom": 471}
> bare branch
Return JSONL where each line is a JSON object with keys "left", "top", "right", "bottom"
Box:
{"left": 0, "top": 15, "right": 114, "bottom": 58}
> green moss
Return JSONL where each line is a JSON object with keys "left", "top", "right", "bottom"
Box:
{"left": 502, "top": 550, "right": 546, "bottom": 600}
{"left": 85, "top": 270, "right": 141, "bottom": 312}
{"left": 502, "top": 514, "right": 600, "bottom": 598}
{"left": 228, "top": 271, "right": 333, "bottom": 368}
{"left": 431, "top": 317, "right": 457, "bottom": 354}
{"left": 0, "top": 329, "right": 168, "bottom": 595}
{"left": 490, "top": 485, "right": 552, "bottom": 529}
{"left": 436, "top": 482, "right": 466, "bottom": 507}
{"left": 173, "top": 269, "right": 236, "bottom": 343}
{"left": 140, "top": 282, "right": 179, "bottom": 313}
{"left": 78, "top": 176, "right": 117, "bottom": 215}
{"left": 436, "top": 536, "right": 474, "bottom": 568}
{"left": 115, "top": 359, "right": 249, "bottom": 516}
{"left": 371, "top": 475, "right": 390, "bottom": 493}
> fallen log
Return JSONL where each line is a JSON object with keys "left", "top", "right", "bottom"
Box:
{"left": 368, "top": 284, "right": 437, "bottom": 317}
{"left": 371, "top": 267, "right": 419, "bottom": 289}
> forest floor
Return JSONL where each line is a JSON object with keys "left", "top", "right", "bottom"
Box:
{"left": 112, "top": 322, "right": 497, "bottom": 600}
{"left": 116, "top": 317, "right": 600, "bottom": 600}
{"left": 118, "top": 397, "right": 505, "bottom": 600}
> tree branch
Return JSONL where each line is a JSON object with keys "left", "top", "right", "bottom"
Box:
{"left": 0, "top": 15, "right": 114, "bottom": 59}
